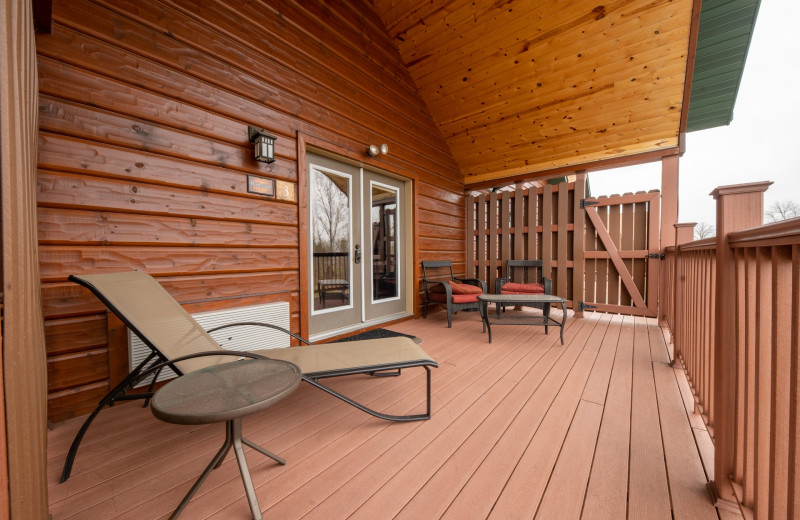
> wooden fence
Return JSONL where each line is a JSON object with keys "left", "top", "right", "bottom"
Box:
{"left": 660, "top": 183, "right": 800, "bottom": 520}
{"left": 465, "top": 180, "right": 584, "bottom": 308}
{"left": 466, "top": 175, "right": 659, "bottom": 316}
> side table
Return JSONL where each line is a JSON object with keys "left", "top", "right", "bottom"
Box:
{"left": 477, "top": 294, "right": 568, "bottom": 345}
{"left": 151, "top": 358, "right": 301, "bottom": 520}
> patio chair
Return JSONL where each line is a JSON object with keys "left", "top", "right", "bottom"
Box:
{"left": 494, "top": 259, "right": 553, "bottom": 314}
{"left": 421, "top": 260, "right": 487, "bottom": 327}
{"left": 60, "top": 271, "right": 437, "bottom": 483}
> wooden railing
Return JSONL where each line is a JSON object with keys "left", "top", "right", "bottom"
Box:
{"left": 312, "top": 252, "right": 349, "bottom": 282}
{"left": 663, "top": 237, "right": 717, "bottom": 428}
{"left": 726, "top": 219, "right": 800, "bottom": 520}
{"left": 660, "top": 182, "right": 800, "bottom": 519}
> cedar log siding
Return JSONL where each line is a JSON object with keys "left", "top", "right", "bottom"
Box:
{"left": 37, "top": 0, "right": 465, "bottom": 422}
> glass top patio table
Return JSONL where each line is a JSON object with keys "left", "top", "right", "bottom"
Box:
{"left": 477, "top": 294, "right": 567, "bottom": 345}
{"left": 151, "top": 358, "right": 301, "bottom": 520}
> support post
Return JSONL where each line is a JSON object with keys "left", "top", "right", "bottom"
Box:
{"left": 572, "top": 172, "right": 586, "bottom": 317}
{"left": 708, "top": 182, "right": 772, "bottom": 512}
{"left": 661, "top": 155, "right": 680, "bottom": 249}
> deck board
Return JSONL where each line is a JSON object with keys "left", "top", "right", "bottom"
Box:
{"left": 628, "top": 317, "right": 672, "bottom": 519}
{"left": 485, "top": 313, "right": 612, "bottom": 519}
{"left": 582, "top": 315, "right": 635, "bottom": 520}
{"left": 47, "top": 310, "right": 722, "bottom": 519}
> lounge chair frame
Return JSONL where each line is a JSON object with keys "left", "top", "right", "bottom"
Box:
{"left": 60, "top": 272, "right": 436, "bottom": 483}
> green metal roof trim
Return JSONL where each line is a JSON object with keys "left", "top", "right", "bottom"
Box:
{"left": 686, "top": 0, "right": 761, "bottom": 132}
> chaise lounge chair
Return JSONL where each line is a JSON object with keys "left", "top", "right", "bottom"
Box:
{"left": 60, "top": 271, "right": 437, "bottom": 482}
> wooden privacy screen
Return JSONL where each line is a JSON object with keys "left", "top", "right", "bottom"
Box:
{"left": 467, "top": 181, "right": 659, "bottom": 316}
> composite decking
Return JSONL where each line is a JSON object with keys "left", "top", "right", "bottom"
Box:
{"left": 47, "top": 310, "right": 722, "bottom": 519}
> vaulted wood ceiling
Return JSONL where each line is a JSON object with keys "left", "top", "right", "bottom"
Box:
{"left": 371, "top": 0, "right": 696, "bottom": 187}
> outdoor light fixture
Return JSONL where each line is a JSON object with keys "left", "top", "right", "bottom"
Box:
{"left": 248, "top": 125, "right": 277, "bottom": 164}
{"left": 367, "top": 143, "right": 389, "bottom": 157}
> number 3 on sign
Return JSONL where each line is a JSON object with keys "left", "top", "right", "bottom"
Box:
{"left": 275, "top": 181, "right": 296, "bottom": 202}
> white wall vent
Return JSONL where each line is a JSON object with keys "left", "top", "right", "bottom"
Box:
{"left": 129, "top": 301, "right": 291, "bottom": 387}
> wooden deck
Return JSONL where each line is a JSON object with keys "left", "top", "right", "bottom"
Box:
{"left": 47, "top": 310, "right": 721, "bottom": 519}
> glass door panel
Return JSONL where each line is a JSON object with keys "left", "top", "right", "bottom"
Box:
{"left": 307, "top": 152, "right": 407, "bottom": 337}
{"left": 308, "top": 153, "right": 362, "bottom": 335}
{"left": 311, "top": 168, "right": 351, "bottom": 312}
{"left": 363, "top": 171, "right": 406, "bottom": 322}
{"left": 370, "top": 182, "right": 398, "bottom": 301}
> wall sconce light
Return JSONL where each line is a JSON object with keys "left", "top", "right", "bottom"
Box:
{"left": 367, "top": 143, "right": 389, "bottom": 157}
{"left": 248, "top": 125, "right": 277, "bottom": 164}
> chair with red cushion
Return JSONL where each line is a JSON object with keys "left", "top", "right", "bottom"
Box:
{"left": 422, "top": 260, "right": 487, "bottom": 328}
{"left": 495, "top": 260, "right": 552, "bottom": 314}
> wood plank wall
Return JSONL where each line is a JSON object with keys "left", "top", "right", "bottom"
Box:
{"left": 36, "top": 0, "right": 465, "bottom": 423}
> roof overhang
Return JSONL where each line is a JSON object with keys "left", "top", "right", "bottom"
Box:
{"left": 685, "top": 0, "right": 761, "bottom": 132}
{"left": 372, "top": 0, "right": 760, "bottom": 187}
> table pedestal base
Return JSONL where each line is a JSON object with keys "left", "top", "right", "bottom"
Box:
{"left": 170, "top": 419, "right": 284, "bottom": 520}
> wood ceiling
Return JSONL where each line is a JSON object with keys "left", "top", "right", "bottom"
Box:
{"left": 371, "top": 0, "right": 696, "bottom": 187}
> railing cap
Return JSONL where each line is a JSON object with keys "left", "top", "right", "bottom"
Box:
{"left": 728, "top": 217, "right": 800, "bottom": 246}
{"left": 710, "top": 181, "right": 772, "bottom": 199}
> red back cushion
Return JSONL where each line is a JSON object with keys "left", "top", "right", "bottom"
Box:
{"left": 500, "top": 282, "right": 545, "bottom": 294}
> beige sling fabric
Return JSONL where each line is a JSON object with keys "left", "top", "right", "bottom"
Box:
{"left": 260, "top": 336, "right": 432, "bottom": 375}
{"left": 72, "top": 272, "right": 226, "bottom": 374}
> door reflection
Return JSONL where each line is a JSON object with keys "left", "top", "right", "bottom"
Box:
{"left": 371, "top": 183, "right": 398, "bottom": 301}
{"left": 311, "top": 169, "right": 351, "bottom": 310}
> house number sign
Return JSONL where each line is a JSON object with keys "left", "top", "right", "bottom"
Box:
{"left": 247, "top": 174, "right": 275, "bottom": 197}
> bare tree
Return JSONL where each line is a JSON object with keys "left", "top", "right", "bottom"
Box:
{"left": 765, "top": 200, "right": 799, "bottom": 223}
{"left": 312, "top": 171, "right": 350, "bottom": 252}
{"left": 694, "top": 221, "right": 715, "bottom": 239}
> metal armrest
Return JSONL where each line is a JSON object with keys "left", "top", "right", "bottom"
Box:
{"left": 422, "top": 279, "right": 452, "bottom": 297}
{"left": 130, "top": 350, "right": 273, "bottom": 389}
{"left": 455, "top": 277, "right": 487, "bottom": 293}
{"left": 495, "top": 276, "right": 509, "bottom": 294}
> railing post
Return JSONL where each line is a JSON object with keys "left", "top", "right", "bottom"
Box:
{"left": 669, "top": 223, "right": 696, "bottom": 365}
{"left": 709, "top": 181, "right": 772, "bottom": 512}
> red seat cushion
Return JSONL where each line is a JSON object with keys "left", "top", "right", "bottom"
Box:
{"left": 448, "top": 281, "right": 483, "bottom": 295}
{"left": 428, "top": 292, "right": 480, "bottom": 304}
{"left": 501, "top": 282, "right": 545, "bottom": 294}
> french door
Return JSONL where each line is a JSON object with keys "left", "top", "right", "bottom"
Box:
{"left": 307, "top": 152, "right": 407, "bottom": 337}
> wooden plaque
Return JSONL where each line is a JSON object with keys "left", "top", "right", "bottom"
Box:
{"left": 276, "top": 180, "right": 296, "bottom": 202}
{"left": 247, "top": 174, "right": 275, "bottom": 197}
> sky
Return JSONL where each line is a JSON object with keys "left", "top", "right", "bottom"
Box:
{"left": 589, "top": 2, "right": 800, "bottom": 227}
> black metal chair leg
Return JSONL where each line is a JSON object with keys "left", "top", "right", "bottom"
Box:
{"left": 143, "top": 366, "right": 164, "bottom": 408}
{"left": 60, "top": 352, "right": 161, "bottom": 483}
{"left": 59, "top": 403, "right": 106, "bottom": 483}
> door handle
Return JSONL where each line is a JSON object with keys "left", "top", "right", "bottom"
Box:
{"left": 354, "top": 244, "right": 361, "bottom": 264}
